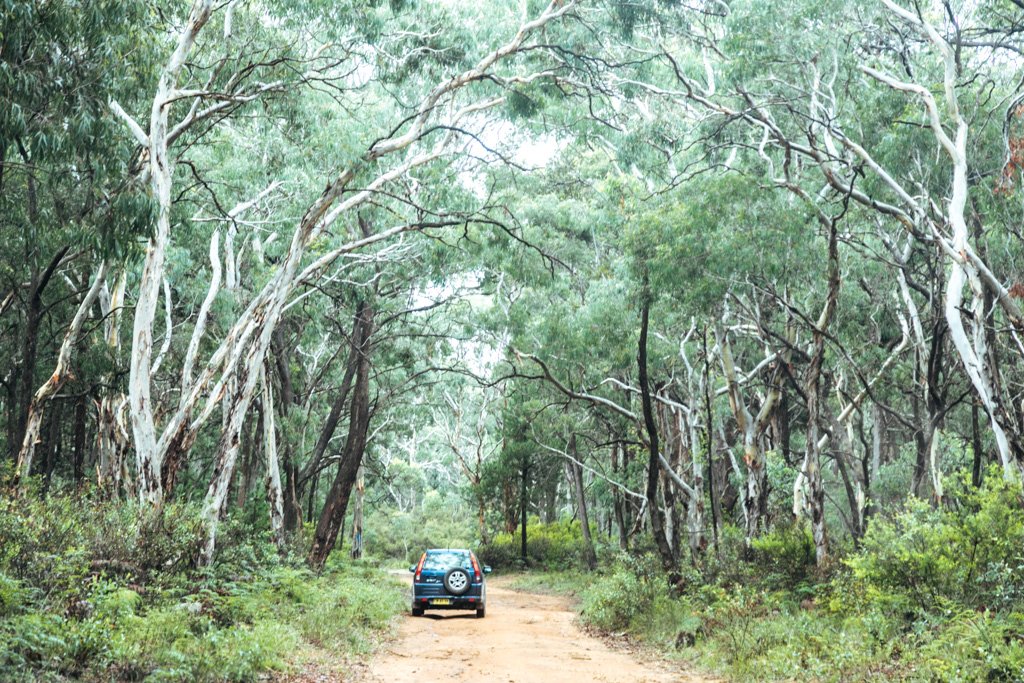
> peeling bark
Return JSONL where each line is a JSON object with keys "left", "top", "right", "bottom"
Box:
{"left": 123, "top": 0, "right": 216, "bottom": 508}
{"left": 262, "top": 363, "right": 285, "bottom": 549}
{"left": 796, "top": 211, "right": 841, "bottom": 567}
{"left": 114, "top": 1, "right": 574, "bottom": 520}
{"left": 717, "top": 323, "right": 787, "bottom": 545}
{"left": 350, "top": 465, "right": 365, "bottom": 560}
{"left": 96, "top": 396, "right": 130, "bottom": 498}
{"left": 866, "top": 1, "right": 1024, "bottom": 477}
{"left": 11, "top": 245, "right": 71, "bottom": 464}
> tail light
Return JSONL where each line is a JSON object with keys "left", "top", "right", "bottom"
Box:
{"left": 470, "top": 553, "right": 482, "bottom": 583}
{"left": 414, "top": 553, "right": 426, "bottom": 582}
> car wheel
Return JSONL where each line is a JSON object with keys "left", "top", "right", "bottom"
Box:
{"left": 443, "top": 567, "right": 471, "bottom": 596}
{"left": 476, "top": 606, "right": 485, "bottom": 619}
{"left": 412, "top": 606, "right": 423, "bottom": 617}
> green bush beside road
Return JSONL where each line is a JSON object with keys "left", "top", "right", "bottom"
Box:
{"left": 0, "top": 494, "right": 404, "bottom": 682}
{"left": 507, "top": 472, "right": 1024, "bottom": 682}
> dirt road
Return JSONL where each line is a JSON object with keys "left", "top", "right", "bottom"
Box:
{"left": 362, "top": 575, "right": 710, "bottom": 683}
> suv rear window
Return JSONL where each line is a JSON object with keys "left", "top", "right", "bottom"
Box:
{"left": 422, "top": 551, "right": 471, "bottom": 571}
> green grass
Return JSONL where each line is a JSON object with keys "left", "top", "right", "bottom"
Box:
{"left": 505, "top": 569, "right": 590, "bottom": 599}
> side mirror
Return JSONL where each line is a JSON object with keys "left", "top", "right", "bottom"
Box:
{"left": 409, "top": 565, "right": 416, "bottom": 573}
{"left": 483, "top": 566, "right": 492, "bottom": 574}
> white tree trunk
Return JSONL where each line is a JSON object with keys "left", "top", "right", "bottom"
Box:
{"left": 107, "top": 0, "right": 573, "bottom": 553}
{"left": 684, "top": 410, "right": 706, "bottom": 559}
{"left": 872, "top": 0, "right": 1019, "bottom": 479}
{"left": 182, "top": 231, "right": 222, "bottom": 391}
{"left": 118, "top": 0, "right": 216, "bottom": 507}
{"left": 351, "top": 465, "right": 365, "bottom": 560}
{"left": 101, "top": 269, "right": 127, "bottom": 351}
{"left": 196, "top": 1, "right": 574, "bottom": 563}
{"left": 717, "top": 324, "right": 785, "bottom": 544}
{"left": 262, "top": 364, "right": 285, "bottom": 549}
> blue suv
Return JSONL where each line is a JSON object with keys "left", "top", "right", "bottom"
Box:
{"left": 409, "top": 549, "right": 491, "bottom": 618}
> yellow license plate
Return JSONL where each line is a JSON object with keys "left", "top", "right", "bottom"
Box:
{"left": 431, "top": 599, "right": 451, "bottom": 605}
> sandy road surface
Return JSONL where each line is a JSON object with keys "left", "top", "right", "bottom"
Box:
{"left": 362, "top": 575, "right": 711, "bottom": 683}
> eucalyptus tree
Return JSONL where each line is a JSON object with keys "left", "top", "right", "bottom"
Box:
{"left": 1, "top": 1, "right": 157, "bottom": 484}
{"left": 469, "top": 157, "right": 712, "bottom": 575}
{"left": 92, "top": 0, "right": 583, "bottom": 560}
{"left": 493, "top": 0, "right": 1024, "bottom": 570}
{"left": 633, "top": 0, "right": 1024, "bottom": 481}
{"left": 435, "top": 383, "right": 502, "bottom": 544}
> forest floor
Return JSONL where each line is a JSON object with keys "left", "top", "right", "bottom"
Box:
{"left": 355, "top": 574, "right": 716, "bottom": 683}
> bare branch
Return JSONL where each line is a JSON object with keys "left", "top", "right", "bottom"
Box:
{"left": 109, "top": 101, "right": 150, "bottom": 147}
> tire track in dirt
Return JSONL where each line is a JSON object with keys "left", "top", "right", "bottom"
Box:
{"left": 361, "top": 575, "right": 715, "bottom": 683}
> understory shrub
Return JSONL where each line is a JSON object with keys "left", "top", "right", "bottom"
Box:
{"left": 565, "top": 470, "right": 1024, "bottom": 682}
{"left": 750, "top": 522, "right": 817, "bottom": 588}
{"left": 0, "top": 494, "right": 405, "bottom": 682}
{"left": 478, "top": 518, "right": 598, "bottom": 569}
{"left": 0, "top": 494, "right": 204, "bottom": 601}
{"left": 579, "top": 555, "right": 663, "bottom": 631}
{"left": 847, "top": 470, "right": 1024, "bottom": 614}
{"left": 913, "top": 609, "right": 1024, "bottom": 682}
{"left": 365, "top": 496, "right": 476, "bottom": 565}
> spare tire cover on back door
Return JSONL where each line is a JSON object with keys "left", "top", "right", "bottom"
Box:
{"left": 443, "top": 567, "right": 471, "bottom": 595}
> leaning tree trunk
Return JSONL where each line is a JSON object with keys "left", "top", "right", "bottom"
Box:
{"left": 297, "top": 309, "right": 361, "bottom": 501}
{"left": 202, "top": 207, "right": 371, "bottom": 563}
{"left": 867, "top": 3, "right": 1024, "bottom": 477}
{"left": 14, "top": 261, "right": 107, "bottom": 491}
{"left": 201, "top": 346, "right": 265, "bottom": 563}
{"left": 307, "top": 302, "right": 374, "bottom": 571}
{"left": 947, "top": 153, "right": 1024, "bottom": 478}
{"left": 115, "top": 0, "right": 575, "bottom": 518}
{"left": 11, "top": 245, "right": 70, "bottom": 464}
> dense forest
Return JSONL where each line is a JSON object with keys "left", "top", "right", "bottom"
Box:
{"left": 3, "top": 0, "right": 1024, "bottom": 680}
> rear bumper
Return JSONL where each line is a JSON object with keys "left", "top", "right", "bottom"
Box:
{"left": 413, "top": 596, "right": 483, "bottom": 610}
{"left": 412, "top": 582, "right": 485, "bottom": 611}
